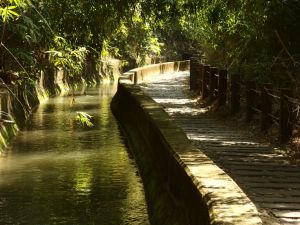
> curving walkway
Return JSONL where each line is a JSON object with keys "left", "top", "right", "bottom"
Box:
{"left": 140, "top": 71, "right": 300, "bottom": 225}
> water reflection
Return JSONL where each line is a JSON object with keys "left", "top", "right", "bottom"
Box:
{"left": 0, "top": 83, "right": 150, "bottom": 225}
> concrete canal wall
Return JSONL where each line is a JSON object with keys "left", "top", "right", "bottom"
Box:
{"left": 0, "top": 60, "right": 120, "bottom": 151}
{"left": 111, "top": 61, "right": 262, "bottom": 225}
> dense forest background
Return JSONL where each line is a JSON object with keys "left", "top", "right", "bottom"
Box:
{"left": 0, "top": 0, "right": 299, "bottom": 86}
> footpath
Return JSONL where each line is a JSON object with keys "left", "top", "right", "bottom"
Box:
{"left": 140, "top": 71, "right": 300, "bottom": 225}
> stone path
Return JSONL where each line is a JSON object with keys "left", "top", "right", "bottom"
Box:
{"left": 140, "top": 71, "right": 300, "bottom": 225}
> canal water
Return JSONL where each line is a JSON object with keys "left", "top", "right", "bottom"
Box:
{"left": 0, "top": 84, "right": 150, "bottom": 225}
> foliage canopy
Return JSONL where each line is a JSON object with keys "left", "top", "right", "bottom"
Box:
{"left": 0, "top": 0, "right": 299, "bottom": 85}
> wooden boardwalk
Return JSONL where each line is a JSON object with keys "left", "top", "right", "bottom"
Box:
{"left": 140, "top": 71, "right": 300, "bottom": 225}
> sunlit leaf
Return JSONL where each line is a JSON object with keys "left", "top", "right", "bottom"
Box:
{"left": 76, "top": 112, "right": 94, "bottom": 127}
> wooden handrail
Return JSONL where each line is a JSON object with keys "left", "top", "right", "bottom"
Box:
{"left": 189, "top": 60, "right": 299, "bottom": 143}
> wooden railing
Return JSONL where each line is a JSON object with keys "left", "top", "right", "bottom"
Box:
{"left": 190, "top": 57, "right": 298, "bottom": 143}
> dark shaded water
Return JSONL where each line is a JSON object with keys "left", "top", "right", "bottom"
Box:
{"left": 0, "top": 84, "right": 150, "bottom": 225}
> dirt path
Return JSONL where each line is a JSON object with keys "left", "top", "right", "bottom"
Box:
{"left": 140, "top": 71, "right": 300, "bottom": 225}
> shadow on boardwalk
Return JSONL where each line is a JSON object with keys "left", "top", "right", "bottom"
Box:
{"left": 140, "top": 71, "right": 300, "bottom": 225}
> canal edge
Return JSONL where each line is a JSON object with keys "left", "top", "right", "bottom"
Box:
{"left": 111, "top": 61, "right": 263, "bottom": 225}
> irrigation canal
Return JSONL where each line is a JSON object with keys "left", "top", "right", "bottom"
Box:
{"left": 0, "top": 83, "right": 150, "bottom": 225}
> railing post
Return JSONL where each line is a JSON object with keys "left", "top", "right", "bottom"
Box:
{"left": 174, "top": 61, "right": 179, "bottom": 72}
{"left": 189, "top": 57, "right": 197, "bottom": 91}
{"left": 260, "top": 84, "right": 273, "bottom": 131}
{"left": 218, "top": 69, "right": 227, "bottom": 106}
{"left": 230, "top": 74, "right": 241, "bottom": 114}
{"left": 280, "top": 88, "right": 294, "bottom": 143}
{"left": 198, "top": 63, "right": 204, "bottom": 96}
{"left": 245, "top": 81, "right": 255, "bottom": 122}
{"left": 198, "top": 63, "right": 203, "bottom": 96}
{"left": 209, "top": 67, "right": 218, "bottom": 101}
{"left": 133, "top": 71, "right": 138, "bottom": 84}
{"left": 195, "top": 60, "right": 202, "bottom": 94}
{"left": 202, "top": 65, "right": 210, "bottom": 99}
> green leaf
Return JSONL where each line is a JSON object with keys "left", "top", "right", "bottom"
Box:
{"left": 8, "top": 6, "right": 17, "bottom": 10}
{"left": 76, "top": 112, "right": 94, "bottom": 127}
{"left": 8, "top": 9, "right": 19, "bottom": 17}
{"left": 0, "top": 5, "right": 20, "bottom": 22}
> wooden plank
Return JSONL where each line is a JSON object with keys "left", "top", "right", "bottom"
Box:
{"left": 220, "top": 165, "right": 300, "bottom": 173}
{"left": 252, "top": 197, "right": 300, "bottom": 204}
{"left": 196, "top": 145, "right": 271, "bottom": 152}
{"left": 273, "top": 210, "right": 300, "bottom": 218}
{"left": 234, "top": 176, "right": 300, "bottom": 184}
{"left": 203, "top": 151, "right": 275, "bottom": 157}
{"left": 218, "top": 161, "right": 298, "bottom": 168}
{"left": 226, "top": 170, "right": 300, "bottom": 178}
{"left": 247, "top": 188, "right": 300, "bottom": 196}
{"left": 213, "top": 158, "right": 290, "bottom": 165}
{"left": 242, "top": 182, "right": 300, "bottom": 189}
{"left": 260, "top": 203, "right": 300, "bottom": 210}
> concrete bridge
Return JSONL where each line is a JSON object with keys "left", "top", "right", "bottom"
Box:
{"left": 112, "top": 61, "right": 300, "bottom": 225}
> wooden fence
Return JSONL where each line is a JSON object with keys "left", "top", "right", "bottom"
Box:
{"left": 190, "top": 57, "right": 298, "bottom": 143}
